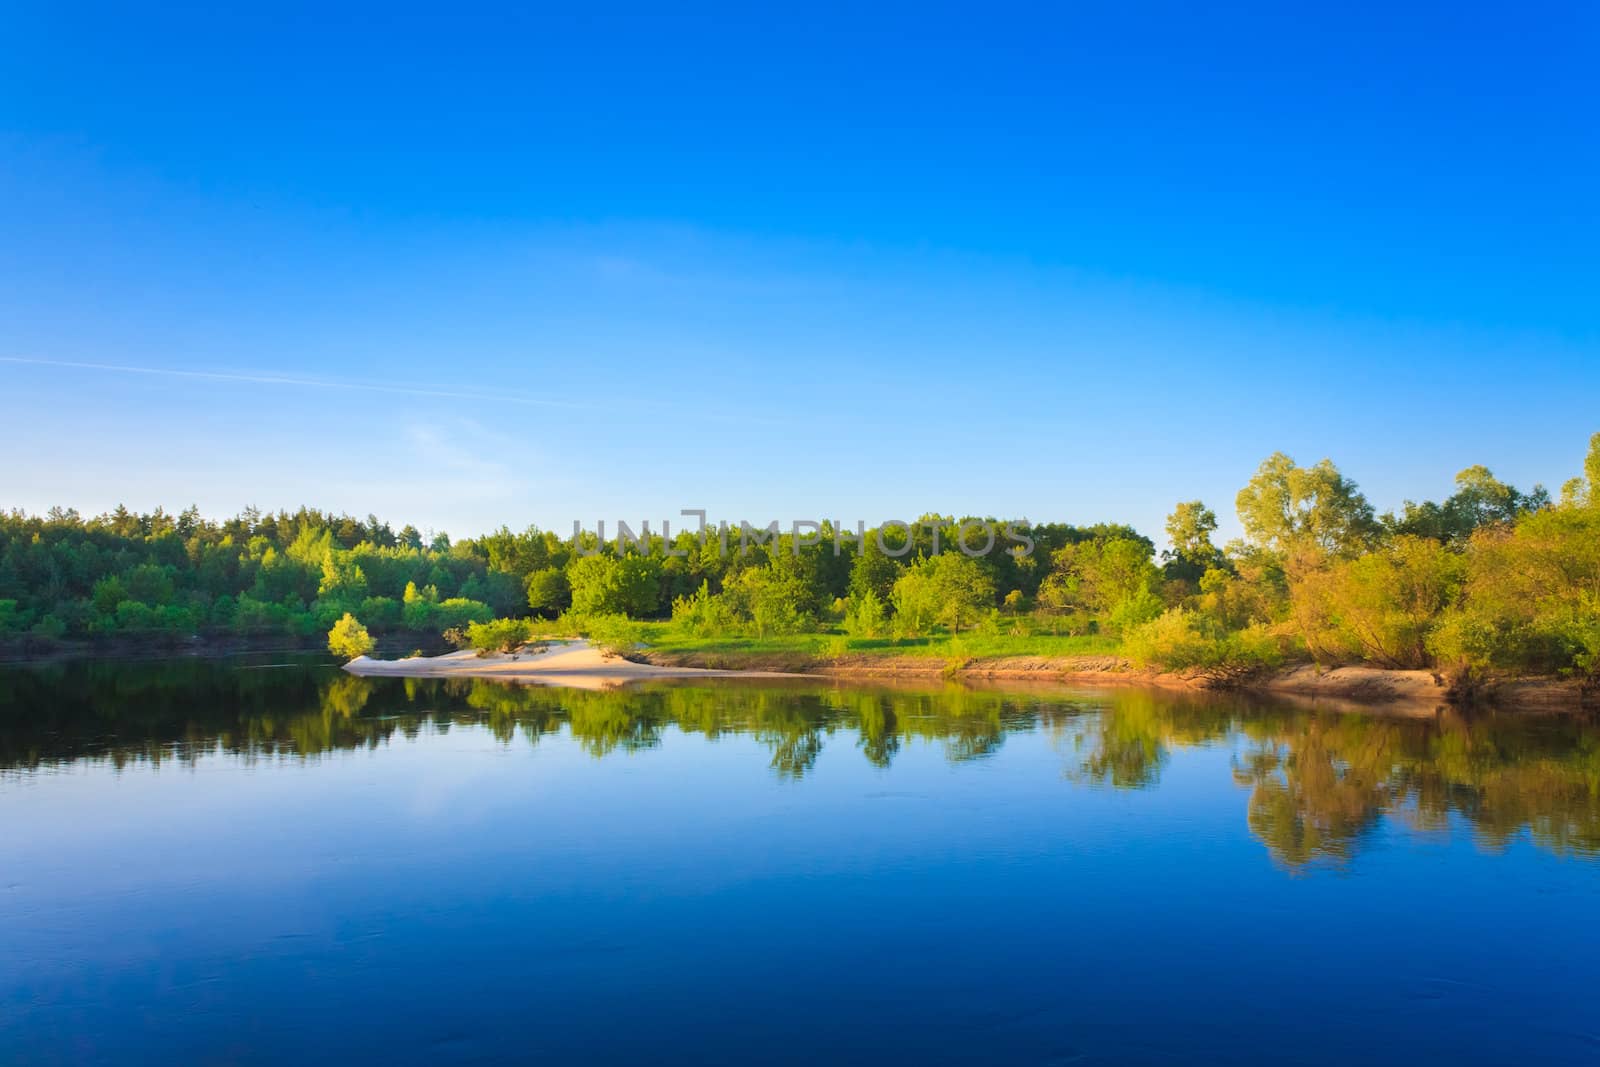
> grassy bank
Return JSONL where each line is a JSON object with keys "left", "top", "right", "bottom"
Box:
{"left": 629, "top": 624, "right": 1120, "bottom": 668}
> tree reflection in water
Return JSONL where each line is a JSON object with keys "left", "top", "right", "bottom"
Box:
{"left": 2, "top": 658, "right": 1595, "bottom": 867}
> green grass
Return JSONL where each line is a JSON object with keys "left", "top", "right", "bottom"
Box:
{"left": 632, "top": 624, "right": 1123, "bottom": 662}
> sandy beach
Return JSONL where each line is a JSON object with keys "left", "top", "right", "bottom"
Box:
{"left": 343, "top": 640, "right": 800, "bottom": 691}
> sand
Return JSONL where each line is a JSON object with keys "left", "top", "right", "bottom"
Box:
{"left": 348, "top": 640, "right": 1587, "bottom": 710}
{"left": 343, "top": 640, "right": 799, "bottom": 691}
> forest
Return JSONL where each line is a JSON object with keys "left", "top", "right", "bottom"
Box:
{"left": 3, "top": 433, "right": 1597, "bottom": 688}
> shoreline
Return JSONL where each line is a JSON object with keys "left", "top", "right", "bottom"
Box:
{"left": 341, "top": 641, "right": 1591, "bottom": 712}
{"left": 641, "top": 648, "right": 1590, "bottom": 712}
{"left": 343, "top": 640, "right": 802, "bottom": 691}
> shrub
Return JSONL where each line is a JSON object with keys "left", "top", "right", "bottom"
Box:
{"left": 1291, "top": 535, "right": 1465, "bottom": 669}
{"left": 327, "top": 613, "right": 374, "bottom": 660}
{"left": 723, "top": 566, "right": 815, "bottom": 637}
{"left": 466, "top": 617, "right": 535, "bottom": 656}
{"left": 578, "top": 613, "right": 645, "bottom": 659}
{"left": 1124, "top": 609, "right": 1283, "bottom": 684}
{"left": 671, "top": 581, "right": 737, "bottom": 637}
{"left": 436, "top": 597, "right": 494, "bottom": 631}
{"left": 841, "top": 589, "right": 887, "bottom": 639}
{"left": 1106, "top": 588, "right": 1165, "bottom": 634}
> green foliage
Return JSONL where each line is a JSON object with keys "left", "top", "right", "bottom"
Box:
{"left": 848, "top": 549, "right": 901, "bottom": 603}
{"left": 567, "top": 554, "right": 663, "bottom": 616}
{"left": 435, "top": 597, "right": 494, "bottom": 631}
{"left": 1387, "top": 465, "right": 1543, "bottom": 544}
{"left": 1292, "top": 536, "right": 1466, "bottom": 668}
{"left": 525, "top": 566, "right": 570, "bottom": 616}
{"left": 31, "top": 614, "right": 67, "bottom": 639}
{"left": 465, "top": 617, "right": 535, "bottom": 655}
{"left": 671, "top": 581, "right": 737, "bottom": 637}
{"left": 0, "top": 506, "right": 543, "bottom": 644}
{"left": 327, "top": 613, "right": 374, "bottom": 660}
{"left": 842, "top": 588, "right": 888, "bottom": 639}
{"left": 724, "top": 566, "right": 814, "bottom": 637}
{"left": 5, "top": 431, "right": 1599, "bottom": 684}
{"left": 1162, "top": 500, "right": 1225, "bottom": 583}
{"left": 1038, "top": 537, "right": 1162, "bottom": 617}
{"left": 1236, "top": 453, "right": 1378, "bottom": 558}
{"left": 891, "top": 553, "right": 996, "bottom": 635}
{"left": 1123, "top": 609, "right": 1284, "bottom": 681}
{"left": 1106, "top": 588, "right": 1165, "bottom": 634}
{"left": 1428, "top": 495, "right": 1600, "bottom": 681}
{"left": 574, "top": 613, "right": 645, "bottom": 658}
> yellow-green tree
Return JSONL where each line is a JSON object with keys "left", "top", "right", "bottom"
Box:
{"left": 327, "top": 612, "right": 373, "bottom": 659}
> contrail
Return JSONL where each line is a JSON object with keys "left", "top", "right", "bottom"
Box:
{"left": 0, "top": 355, "right": 602, "bottom": 410}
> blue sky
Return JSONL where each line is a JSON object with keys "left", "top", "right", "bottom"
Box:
{"left": 3, "top": 4, "right": 1596, "bottom": 543}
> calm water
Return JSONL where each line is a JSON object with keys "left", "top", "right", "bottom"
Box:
{"left": 1, "top": 659, "right": 1596, "bottom": 1065}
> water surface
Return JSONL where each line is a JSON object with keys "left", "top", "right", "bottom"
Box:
{"left": 2, "top": 659, "right": 1596, "bottom": 1064}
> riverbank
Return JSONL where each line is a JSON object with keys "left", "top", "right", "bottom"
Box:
{"left": 649, "top": 648, "right": 1591, "bottom": 711}
{"left": 343, "top": 639, "right": 1590, "bottom": 711}
{"left": 344, "top": 640, "right": 801, "bottom": 690}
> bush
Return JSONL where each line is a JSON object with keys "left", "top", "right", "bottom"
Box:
{"left": 1291, "top": 535, "right": 1465, "bottom": 669}
{"left": 1124, "top": 609, "right": 1283, "bottom": 683}
{"left": 0, "top": 599, "right": 27, "bottom": 634}
{"left": 31, "top": 614, "right": 67, "bottom": 640}
{"left": 841, "top": 589, "right": 887, "bottom": 639}
{"left": 465, "top": 617, "right": 535, "bottom": 656}
{"left": 671, "top": 581, "right": 737, "bottom": 637}
{"left": 723, "top": 567, "right": 814, "bottom": 637}
{"left": 1106, "top": 588, "right": 1165, "bottom": 634}
{"left": 327, "top": 613, "right": 374, "bottom": 660}
{"left": 436, "top": 597, "right": 494, "bottom": 631}
{"left": 577, "top": 613, "right": 645, "bottom": 658}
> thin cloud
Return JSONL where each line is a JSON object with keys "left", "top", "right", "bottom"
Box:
{"left": 0, "top": 355, "right": 600, "bottom": 410}
{"left": 0, "top": 353, "right": 798, "bottom": 427}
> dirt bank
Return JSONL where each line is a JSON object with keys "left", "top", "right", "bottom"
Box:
{"left": 638, "top": 648, "right": 1590, "bottom": 711}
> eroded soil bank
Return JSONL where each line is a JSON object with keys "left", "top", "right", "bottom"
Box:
{"left": 636, "top": 648, "right": 1590, "bottom": 711}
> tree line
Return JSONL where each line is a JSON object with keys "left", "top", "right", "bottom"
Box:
{"left": 4, "top": 433, "right": 1598, "bottom": 686}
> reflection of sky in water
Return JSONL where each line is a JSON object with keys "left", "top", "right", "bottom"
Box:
{"left": 1, "top": 668, "right": 1597, "bottom": 1064}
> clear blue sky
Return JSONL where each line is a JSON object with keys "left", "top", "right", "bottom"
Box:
{"left": 3, "top": 4, "right": 1596, "bottom": 543}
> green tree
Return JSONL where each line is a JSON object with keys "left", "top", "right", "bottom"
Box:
{"left": 1297, "top": 535, "right": 1466, "bottom": 668}
{"left": 402, "top": 581, "right": 436, "bottom": 629}
{"left": 1162, "top": 500, "right": 1224, "bottom": 583}
{"left": 842, "top": 588, "right": 888, "bottom": 639}
{"left": 891, "top": 553, "right": 995, "bottom": 634}
{"left": 725, "top": 566, "right": 813, "bottom": 637}
{"left": 1236, "top": 453, "right": 1377, "bottom": 558}
{"left": 525, "top": 566, "right": 571, "bottom": 616}
{"left": 327, "top": 613, "right": 374, "bottom": 659}
{"left": 1387, "top": 465, "right": 1542, "bottom": 544}
{"left": 1038, "top": 537, "right": 1161, "bottom": 618}
{"left": 567, "top": 554, "right": 663, "bottom": 617}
